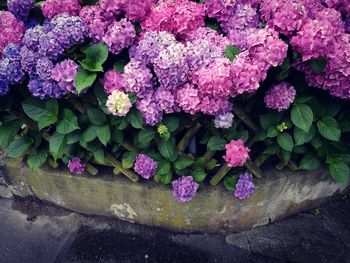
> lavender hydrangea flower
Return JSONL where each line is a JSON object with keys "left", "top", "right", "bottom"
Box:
{"left": 20, "top": 46, "right": 38, "bottom": 76}
{"left": 28, "top": 77, "right": 67, "bottom": 99}
{"left": 0, "top": 81, "right": 9, "bottom": 96}
{"left": 38, "top": 32, "right": 64, "bottom": 59}
{"left": 103, "top": 19, "right": 136, "bottom": 55}
{"left": 36, "top": 57, "right": 54, "bottom": 80}
{"left": 264, "top": 82, "right": 296, "bottom": 111}
{"left": 2, "top": 44, "right": 21, "bottom": 61}
{"left": 136, "top": 92, "right": 163, "bottom": 126}
{"left": 67, "top": 157, "right": 85, "bottom": 175}
{"left": 172, "top": 176, "right": 199, "bottom": 203}
{"left": 133, "top": 154, "right": 158, "bottom": 179}
{"left": 0, "top": 58, "right": 24, "bottom": 84}
{"left": 234, "top": 172, "right": 255, "bottom": 200}
{"left": 51, "top": 59, "right": 80, "bottom": 94}
{"left": 7, "top": 0, "right": 34, "bottom": 21}
{"left": 214, "top": 112, "right": 234, "bottom": 129}
{"left": 22, "top": 25, "right": 45, "bottom": 51}
{"left": 154, "top": 87, "right": 178, "bottom": 114}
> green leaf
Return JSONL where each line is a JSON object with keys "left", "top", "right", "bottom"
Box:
{"left": 45, "top": 100, "right": 59, "bottom": 115}
{"left": 260, "top": 112, "right": 283, "bottom": 130}
{"left": 192, "top": 168, "right": 206, "bottom": 182}
{"left": 127, "top": 108, "right": 143, "bottom": 129}
{"left": 225, "top": 45, "right": 240, "bottom": 62}
{"left": 291, "top": 104, "right": 313, "bottom": 132}
{"left": 317, "top": 117, "right": 341, "bottom": 142}
{"left": 157, "top": 160, "right": 171, "bottom": 175}
{"left": 0, "top": 120, "right": 21, "bottom": 147}
{"left": 97, "top": 125, "right": 111, "bottom": 146}
{"left": 27, "top": 149, "right": 48, "bottom": 171}
{"left": 22, "top": 98, "right": 46, "bottom": 121}
{"left": 74, "top": 69, "right": 97, "bottom": 93}
{"left": 49, "top": 132, "right": 66, "bottom": 161}
{"left": 6, "top": 137, "right": 32, "bottom": 158}
{"left": 174, "top": 156, "right": 194, "bottom": 170}
{"left": 82, "top": 125, "right": 98, "bottom": 143}
{"left": 207, "top": 136, "right": 226, "bottom": 151}
{"left": 223, "top": 175, "right": 238, "bottom": 191}
{"left": 66, "top": 132, "right": 80, "bottom": 144}
{"left": 308, "top": 57, "right": 326, "bottom": 74}
{"left": 277, "top": 133, "right": 294, "bottom": 152}
{"left": 122, "top": 151, "right": 137, "bottom": 169}
{"left": 160, "top": 171, "right": 172, "bottom": 185}
{"left": 325, "top": 103, "right": 341, "bottom": 117}
{"left": 94, "top": 148, "right": 105, "bottom": 164}
{"left": 328, "top": 162, "right": 349, "bottom": 185}
{"left": 111, "top": 129, "right": 124, "bottom": 144}
{"left": 267, "top": 127, "right": 279, "bottom": 138}
{"left": 299, "top": 153, "right": 321, "bottom": 170}
{"left": 294, "top": 126, "right": 315, "bottom": 146}
{"left": 162, "top": 116, "right": 179, "bottom": 132}
{"left": 158, "top": 137, "right": 177, "bottom": 162}
{"left": 206, "top": 159, "right": 217, "bottom": 170}
{"left": 80, "top": 43, "right": 108, "bottom": 71}
{"left": 87, "top": 107, "right": 106, "bottom": 126}
{"left": 138, "top": 127, "right": 156, "bottom": 143}
{"left": 56, "top": 109, "right": 80, "bottom": 135}
{"left": 38, "top": 115, "right": 57, "bottom": 130}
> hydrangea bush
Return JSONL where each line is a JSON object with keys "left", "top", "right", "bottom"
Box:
{"left": 0, "top": 0, "right": 349, "bottom": 203}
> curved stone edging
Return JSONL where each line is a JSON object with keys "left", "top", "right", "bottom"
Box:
{"left": 1, "top": 157, "right": 349, "bottom": 233}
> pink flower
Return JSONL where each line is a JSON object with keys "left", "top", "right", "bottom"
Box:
{"left": 0, "top": 11, "right": 25, "bottom": 55}
{"left": 101, "top": 70, "right": 124, "bottom": 94}
{"left": 264, "top": 82, "right": 296, "bottom": 111}
{"left": 176, "top": 83, "right": 201, "bottom": 115}
{"left": 223, "top": 140, "right": 250, "bottom": 168}
{"left": 42, "top": 0, "right": 81, "bottom": 18}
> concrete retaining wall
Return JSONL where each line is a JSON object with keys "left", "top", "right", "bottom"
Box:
{"left": 1, "top": 156, "right": 348, "bottom": 233}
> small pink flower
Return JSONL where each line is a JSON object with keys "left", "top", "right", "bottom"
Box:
{"left": 223, "top": 140, "right": 250, "bottom": 168}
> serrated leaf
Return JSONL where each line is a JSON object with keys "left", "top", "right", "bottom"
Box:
{"left": 162, "top": 116, "right": 179, "bottom": 132}
{"left": 0, "top": 120, "right": 21, "bottom": 147}
{"left": 299, "top": 153, "right": 321, "bottom": 170}
{"left": 207, "top": 136, "right": 226, "bottom": 151}
{"left": 122, "top": 151, "right": 137, "bottom": 169}
{"left": 80, "top": 43, "right": 108, "bottom": 71}
{"left": 56, "top": 109, "right": 80, "bottom": 135}
{"left": 157, "top": 160, "right": 171, "bottom": 175}
{"left": 223, "top": 175, "right": 238, "bottom": 191}
{"left": 28, "top": 149, "right": 48, "bottom": 171}
{"left": 291, "top": 104, "right": 313, "bottom": 132}
{"left": 97, "top": 125, "right": 111, "bottom": 146}
{"left": 317, "top": 117, "right": 341, "bottom": 142}
{"left": 87, "top": 107, "right": 106, "bottom": 126}
{"left": 192, "top": 168, "right": 206, "bottom": 182}
{"left": 277, "top": 133, "right": 294, "bottom": 152}
{"left": 49, "top": 132, "right": 66, "bottom": 161}
{"left": 158, "top": 137, "right": 177, "bottom": 162}
{"left": 38, "top": 115, "right": 57, "bottom": 130}
{"left": 82, "top": 125, "right": 98, "bottom": 143}
{"left": 328, "top": 162, "right": 349, "bottom": 185}
{"left": 6, "top": 137, "right": 32, "bottom": 158}
{"left": 74, "top": 69, "right": 97, "bottom": 93}
{"left": 138, "top": 127, "right": 156, "bottom": 143}
{"left": 94, "top": 148, "right": 105, "bottom": 164}
{"left": 174, "top": 156, "right": 194, "bottom": 170}
{"left": 225, "top": 45, "right": 240, "bottom": 62}
{"left": 127, "top": 108, "right": 143, "bottom": 129}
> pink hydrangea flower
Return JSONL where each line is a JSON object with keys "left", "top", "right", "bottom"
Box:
{"left": 122, "top": 0, "right": 155, "bottom": 22}
{"left": 223, "top": 140, "right": 250, "bottom": 168}
{"left": 264, "top": 82, "right": 296, "bottom": 111}
{"left": 42, "top": 0, "right": 81, "bottom": 18}
{"left": 51, "top": 59, "right": 80, "bottom": 94}
{"left": 0, "top": 11, "right": 25, "bottom": 54}
{"left": 204, "top": 0, "right": 236, "bottom": 22}
{"left": 101, "top": 70, "right": 124, "bottom": 94}
{"left": 199, "top": 95, "right": 232, "bottom": 116}
{"left": 99, "top": 0, "right": 122, "bottom": 16}
{"left": 68, "top": 157, "right": 85, "bottom": 175}
{"left": 176, "top": 83, "right": 201, "bottom": 115}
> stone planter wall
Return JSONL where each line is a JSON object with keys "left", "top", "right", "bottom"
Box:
{"left": 0, "top": 154, "right": 348, "bottom": 233}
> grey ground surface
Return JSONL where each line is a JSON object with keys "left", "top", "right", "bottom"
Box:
{"left": 0, "top": 196, "right": 349, "bottom": 263}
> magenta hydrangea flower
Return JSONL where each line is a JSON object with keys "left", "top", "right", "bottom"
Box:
{"left": 134, "top": 154, "right": 158, "bottom": 179}
{"left": 324, "top": 0, "right": 350, "bottom": 16}
{"left": 122, "top": 60, "right": 154, "bottom": 97}
{"left": 103, "top": 19, "right": 136, "bottom": 55}
{"left": 51, "top": 59, "right": 80, "bottom": 94}
{"left": 154, "top": 87, "right": 179, "bottom": 114}
{"left": 0, "top": 11, "right": 25, "bottom": 55}
{"left": 7, "top": 0, "right": 34, "bottom": 21}
{"left": 122, "top": 0, "right": 154, "bottom": 22}
{"left": 234, "top": 172, "right": 255, "bottom": 200}
{"left": 214, "top": 112, "right": 234, "bottom": 129}
{"left": 136, "top": 92, "right": 163, "bottom": 126}
{"left": 186, "top": 27, "right": 230, "bottom": 50}
{"left": 172, "top": 176, "right": 199, "bottom": 203}
{"left": 42, "top": 0, "right": 81, "bottom": 18}
{"left": 345, "top": 17, "right": 350, "bottom": 33}
{"left": 101, "top": 70, "right": 124, "bottom": 95}
{"left": 176, "top": 83, "right": 201, "bottom": 115}
{"left": 223, "top": 140, "right": 250, "bottom": 168}
{"left": 99, "top": 0, "right": 122, "bottom": 16}
{"left": 204, "top": 0, "right": 236, "bottom": 22}
{"left": 68, "top": 157, "right": 85, "bottom": 175}
{"left": 193, "top": 58, "right": 232, "bottom": 98}
{"left": 80, "top": 5, "right": 113, "bottom": 42}
{"left": 199, "top": 95, "right": 232, "bottom": 116}
{"left": 264, "top": 82, "right": 296, "bottom": 111}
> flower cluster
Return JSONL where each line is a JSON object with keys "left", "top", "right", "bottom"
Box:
{"left": 0, "top": 11, "right": 25, "bottom": 55}
{"left": 7, "top": 0, "right": 34, "bottom": 21}
{"left": 172, "top": 176, "right": 199, "bottom": 203}
{"left": 234, "top": 172, "right": 255, "bottom": 200}
{"left": 42, "top": 0, "right": 81, "bottom": 18}
{"left": 68, "top": 157, "right": 85, "bottom": 175}
{"left": 223, "top": 140, "right": 250, "bottom": 168}
{"left": 264, "top": 82, "right": 296, "bottom": 111}
{"left": 134, "top": 154, "right": 158, "bottom": 179}
{"left": 106, "top": 90, "right": 132, "bottom": 116}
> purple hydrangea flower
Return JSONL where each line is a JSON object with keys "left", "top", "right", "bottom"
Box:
{"left": 38, "top": 32, "right": 64, "bottom": 59}
{"left": 0, "top": 81, "right": 9, "bottom": 96}
{"left": 346, "top": 17, "right": 350, "bottom": 33}
{"left": 133, "top": 154, "right": 158, "bottom": 179}
{"left": 28, "top": 77, "right": 67, "bottom": 99}
{"left": 2, "top": 44, "right": 21, "bottom": 61}
{"left": 214, "top": 112, "right": 234, "bottom": 129}
{"left": 51, "top": 59, "right": 80, "bottom": 94}
{"left": 172, "top": 176, "right": 199, "bottom": 203}
{"left": 154, "top": 87, "right": 179, "bottom": 114}
{"left": 123, "top": 0, "right": 153, "bottom": 22}
{"left": 0, "top": 58, "right": 24, "bottom": 84}
{"left": 7, "top": 0, "right": 34, "bottom": 21}
{"left": 264, "top": 82, "right": 296, "bottom": 111}
{"left": 36, "top": 57, "right": 54, "bottom": 80}
{"left": 20, "top": 45, "right": 38, "bottom": 76}
{"left": 67, "top": 157, "right": 85, "bottom": 175}
{"left": 103, "top": 19, "right": 136, "bottom": 55}
{"left": 22, "top": 25, "right": 46, "bottom": 51}
{"left": 136, "top": 92, "right": 163, "bottom": 126}
{"left": 0, "top": 11, "right": 25, "bottom": 55}
{"left": 234, "top": 172, "right": 255, "bottom": 200}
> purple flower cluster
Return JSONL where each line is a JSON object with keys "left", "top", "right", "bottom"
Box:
{"left": 264, "top": 82, "right": 296, "bottom": 111}
{"left": 133, "top": 154, "right": 158, "bottom": 179}
{"left": 0, "top": 11, "right": 25, "bottom": 55}
{"left": 42, "top": 0, "right": 81, "bottom": 19}
{"left": 172, "top": 176, "right": 199, "bottom": 203}
{"left": 67, "top": 157, "right": 85, "bottom": 175}
{"left": 234, "top": 172, "right": 255, "bottom": 200}
{"left": 7, "top": 0, "right": 34, "bottom": 21}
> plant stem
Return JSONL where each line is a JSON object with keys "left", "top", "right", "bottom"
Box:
{"left": 232, "top": 105, "right": 259, "bottom": 132}
{"left": 105, "top": 153, "right": 139, "bottom": 182}
{"left": 178, "top": 122, "right": 202, "bottom": 152}
{"left": 210, "top": 163, "right": 231, "bottom": 186}
{"left": 244, "top": 160, "right": 263, "bottom": 179}
{"left": 85, "top": 162, "right": 99, "bottom": 176}
{"left": 254, "top": 154, "right": 270, "bottom": 167}
{"left": 203, "top": 150, "right": 216, "bottom": 162}
{"left": 47, "top": 158, "right": 59, "bottom": 169}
